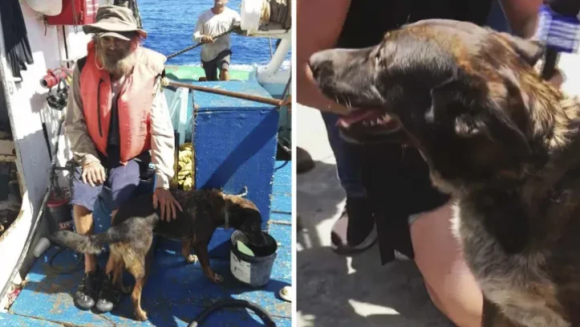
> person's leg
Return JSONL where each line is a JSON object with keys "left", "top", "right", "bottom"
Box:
{"left": 321, "top": 112, "right": 376, "bottom": 254}
{"left": 69, "top": 164, "right": 104, "bottom": 310}
{"left": 486, "top": 0, "right": 511, "bottom": 33}
{"left": 218, "top": 54, "right": 231, "bottom": 81}
{"left": 96, "top": 159, "right": 141, "bottom": 313}
{"left": 411, "top": 202, "right": 483, "bottom": 327}
{"left": 202, "top": 59, "right": 218, "bottom": 81}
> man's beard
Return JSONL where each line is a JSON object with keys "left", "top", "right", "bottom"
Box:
{"left": 96, "top": 44, "right": 137, "bottom": 76}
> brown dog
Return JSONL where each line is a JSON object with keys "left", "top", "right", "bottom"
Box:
{"left": 309, "top": 19, "right": 580, "bottom": 327}
{"left": 50, "top": 188, "right": 267, "bottom": 321}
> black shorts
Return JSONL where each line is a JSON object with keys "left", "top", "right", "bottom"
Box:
{"left": 201, "top": 49, "right": 232, "bottom": 81}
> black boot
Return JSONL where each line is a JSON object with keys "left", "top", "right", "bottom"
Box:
{"left": 331, "top": 197, "right": 377, "bottom": 254}
{"left": 95, "top": 273, "right": 122, "bottom": 313}
{"left": 74, "top": 267, "right": 101, "bottom": 310}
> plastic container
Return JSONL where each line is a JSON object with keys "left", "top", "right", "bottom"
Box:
{"left": 46, "top": 195, "right": 73, "bottom": 233}
{"left": 230, "top": 230, "right": 277, "bottom": 288}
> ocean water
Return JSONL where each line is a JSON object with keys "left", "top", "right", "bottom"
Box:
{"left": 138, "top": 0, "right": 290, "bottom": 70}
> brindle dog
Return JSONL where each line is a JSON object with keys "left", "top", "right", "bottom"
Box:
{"left": 50, "top": 189, "right": 267, "bottom": 321}
{"left": 309, "top": 19, "right": 580, "bottom": 327}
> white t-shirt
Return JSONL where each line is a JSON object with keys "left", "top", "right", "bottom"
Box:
{"left": 192, "top": 7, "right": 241, "bottom": 62}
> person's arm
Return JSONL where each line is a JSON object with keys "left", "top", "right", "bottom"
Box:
{"left": 64, "top": 63, "right": 100, "bottom": 165}
{"left": 192, "top": 14, "right": 205, "bottom": 43}
{"left": 500, "top": 0, "right": 543, "bottom": 38}
{"left": 233, "top": 9, "right": 241, "bottom": 25}
{"left": 149, "top": 77, "right": 175, "bottom": 190}
{"left": 230, "top": 10, "right": 243, "bottom": 34}
{"left": 296, "top": 0, "right": 351, "bottom": 114}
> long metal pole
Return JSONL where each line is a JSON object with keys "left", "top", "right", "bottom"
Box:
{"left": 165, "top": 79, "right": 290, "bottom": 107}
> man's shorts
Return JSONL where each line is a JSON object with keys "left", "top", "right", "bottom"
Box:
{"left": 70, "top": 159, "right": 142, "bottom": 212}
{"left": 202, "top": 49, "right": 232, "bottom": 81}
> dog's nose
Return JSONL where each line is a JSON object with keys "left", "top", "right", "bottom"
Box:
{"left": 308, "top": 50, "right": 334, "bottom": 79}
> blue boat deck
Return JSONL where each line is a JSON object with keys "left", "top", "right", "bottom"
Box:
{"left": 2, "top": 160, "right": 292, "bottom": 327}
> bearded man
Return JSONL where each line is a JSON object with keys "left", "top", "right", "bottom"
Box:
{"left": 64, "top": 5, "right": 181, "bottom": 313}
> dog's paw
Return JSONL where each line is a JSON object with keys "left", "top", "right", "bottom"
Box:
{"left": 135, "top": 309, "right": 148, "bottom": 321}
{"left": 211, "top": 273, "right": 224, "bottom": 284}
{"left": 186, "top": 254, "right": 198, "bottom": 264}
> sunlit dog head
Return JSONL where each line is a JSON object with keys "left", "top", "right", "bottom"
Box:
{"left": 309, "top": 19, "right": 572, "bottom": 191}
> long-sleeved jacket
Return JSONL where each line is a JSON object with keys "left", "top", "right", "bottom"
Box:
{"left": 64, "top": 53, "right": 175, "bottom": 189}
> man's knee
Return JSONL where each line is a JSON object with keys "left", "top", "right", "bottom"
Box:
{"left": 73, "top": 204, "right": 92, "bottom": 217}
{"left": 70, "top": 168, "right": 101, "bottom": 213}
{"left": 108, "top": 160, "right": 141, "bottom": 209}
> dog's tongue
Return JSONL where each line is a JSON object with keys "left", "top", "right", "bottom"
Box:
{"left": 338, "top": 110, "right": 383, "bottom": 128}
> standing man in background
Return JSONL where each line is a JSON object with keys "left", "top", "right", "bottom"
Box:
{"left": 193, "top": 0, "right": 241, "bottom": 81}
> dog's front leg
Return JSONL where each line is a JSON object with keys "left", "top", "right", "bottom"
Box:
{"left": 482, "top": 297, "right": 522, "bottom": 327}
{"left": 194, "top": 243, "right": 223, "bottom": 283}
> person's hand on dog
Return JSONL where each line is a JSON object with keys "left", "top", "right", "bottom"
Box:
{"left": 153, "top": 187, "right": 183, "bottom": 221}
{"left": 81, "top": 161, "right": 106, "bottom": 187}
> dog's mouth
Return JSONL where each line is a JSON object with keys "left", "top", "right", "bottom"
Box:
{"left": 334, "top": 108, "right": 413, "bottom": 145}
{"left": 337, "top": 108, "right": 401, "bottom": 133}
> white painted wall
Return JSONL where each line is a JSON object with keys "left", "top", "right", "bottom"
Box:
{"left": 0, "top": 0, "right": 106, "bottom": 300}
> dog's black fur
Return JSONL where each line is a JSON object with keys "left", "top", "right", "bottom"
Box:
{"left": 310, "top": 19, "right": 580, "bottom": 327}
{"left": 49, "top": 188, "right": 266, "bottom": 321}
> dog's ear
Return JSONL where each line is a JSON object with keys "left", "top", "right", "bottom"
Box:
{"left": 488, "top": 68, "right": 533, "bottom": 158}
{"left": 429, "top": 77, "right": 532, "bottom": 158}
{"left": 427, "top": 78, "right": 484, "bottom": 137}
{"left": 496, "top": 32, "right": 544, "bottom": 66}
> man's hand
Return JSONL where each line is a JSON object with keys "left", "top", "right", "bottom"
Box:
{"left": 201, "top": 35, "right": 214, "bottom": 43}
{"left": 153, "top": 188, "right": 183, "bottom": 221}
{"left": 81, "top": 161, "right": 106, "bottom": 187}
{"left": 231, "top": 22, "right": 243, "bottom": 35}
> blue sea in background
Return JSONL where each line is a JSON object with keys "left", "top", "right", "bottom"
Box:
{"left": 139, "top": 0, "right": 290, "bottom": 69}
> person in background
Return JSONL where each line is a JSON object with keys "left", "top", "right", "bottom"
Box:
{"left": 65, "top": 5, "right": 181, "bottom": 314}
{"left": 298, "top": 0, "right": 544, "bottom": 326}
{"left": 192, "top": 0, "right": 241, "bottom": 81}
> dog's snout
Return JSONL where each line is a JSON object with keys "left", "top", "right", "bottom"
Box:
{"left": 308, "top": 51, "right": 333, "bottom": 79}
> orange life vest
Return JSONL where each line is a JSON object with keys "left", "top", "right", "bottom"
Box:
{"left": 79, "top": 41, "right": 167, "bottom": 163}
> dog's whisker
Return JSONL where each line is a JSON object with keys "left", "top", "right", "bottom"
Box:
{"left": 347, "top": 97, "right": 353, "bottom": 110}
